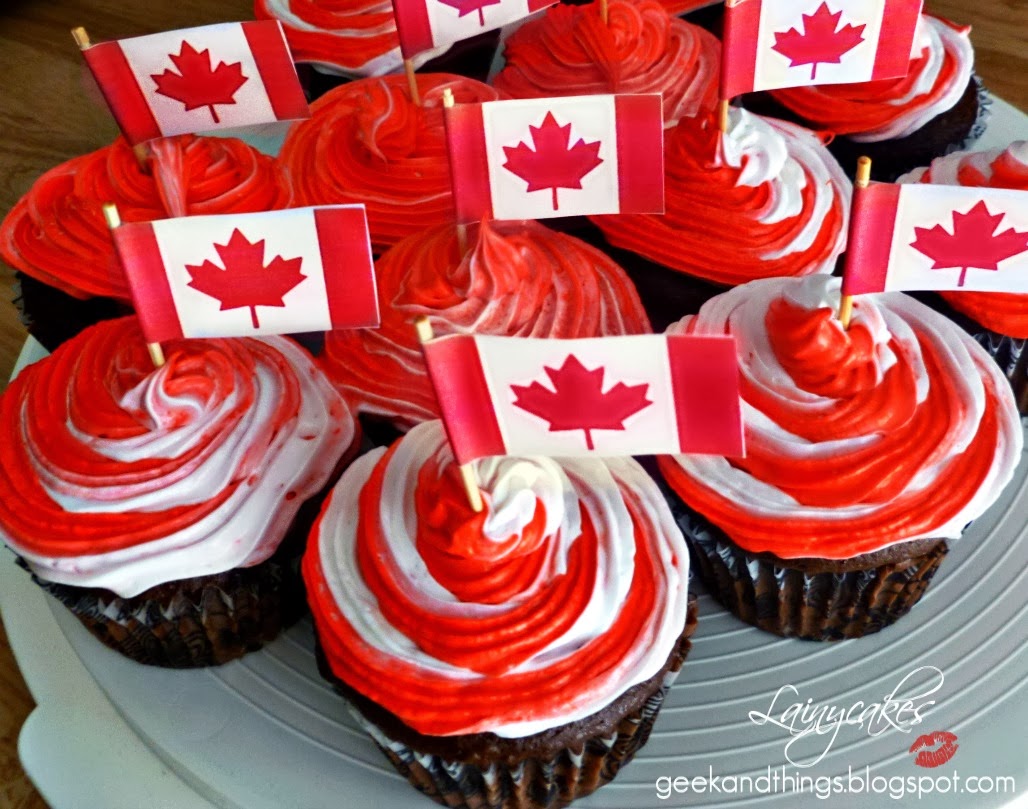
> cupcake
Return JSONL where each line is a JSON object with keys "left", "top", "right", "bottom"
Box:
{"left": 898, "top": 142, "right": 1028, "bottom": 397}
{"left": 304, "top": 420, "right": 698, "bottom": 809}
{"left": 657, "top": 275, "right": 1022, "bottom": 640}
{"left": 319, "top": 218, "right": 651, "bottom": 432}
{"left": 0, "top": 134, "right": 292, "bottom": 351}
{"left": 747, "top": 15, "right": 986, "bottom": 181}
{"left": 0, "top": 317, "right": 359, "bottom": 667}
{"left": 279, "top": 73, "right": 501, "bottom": 252}
{"left": 492, "top": 0, "right": 719, "bottom": 127}
{"left": 590, "top": 107, "right": 850, "bottom": 329}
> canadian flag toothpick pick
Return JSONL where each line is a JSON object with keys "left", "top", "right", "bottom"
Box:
{"left": 77, "top": 21, "right": 309, "bottom": 144}
{"left": 444, "top": 94, "right": 665, "bottom": 223}
{"left": 720, "top": 0, "right": 923, "bottom": 99}
{"left": 110, "top": 205, "right": 379, "bottom": 343}
{"left": 420, "top": 333, "right": 744, "bottom": 464}
{"left": 842, "top": 183, "right": 1028, "bottom": 296}
{"left": 392, "top": 0, "right": 556, "bottom": 59}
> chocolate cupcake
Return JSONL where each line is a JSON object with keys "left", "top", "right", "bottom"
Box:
{"left": 304, "top": 420, "right": 698, "bottom": 808}
{"left": 657, "top": 275, "right": 1022, "bottom": 640}
{"left": 743, "top": 15, "right": 988, "bottom": 181}
{"left": 0, "top": 134, "right": 293, "bottom": 351}
{"left": 0, "top": 317, "right": 359, "bottom": 667}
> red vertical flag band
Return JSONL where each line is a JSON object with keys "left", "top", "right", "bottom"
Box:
{"left": 240, "top": 21, "right": 309, "bottom": 121}
{"left": 393, "top": 0, "right": 435, "bottom": 58}
{"left": 82, "top": 43, "right": 163, "bottom": 145}
{"left": 444, "top": 102, "right": 495, "bottom": 225}
{"left": 720, "top": 0, "right": 762, "bottom": 100}
{"left": 314, "top": 207, "right": 380, "bottom": 329}
{"left": 841, "top": 183, "right": 901, "bottom": 296}
{"left": 667, "top": 335, "right": 744, "bottom": 457}
{"left": 113, "top": 222, "right": 185, "bottom": 344}
{"left": 423, "top": 336, "right": 506, "bottom": 465}
{"left": 614, "top": 94, "right": 665, "bottom": 214}
{"left": 872, "top": 0, "right": 924, "bottom": 80}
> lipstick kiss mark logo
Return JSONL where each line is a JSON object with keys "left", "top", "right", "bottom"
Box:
{"left": 909, "top": 730, "right": 958, "bottom": 768}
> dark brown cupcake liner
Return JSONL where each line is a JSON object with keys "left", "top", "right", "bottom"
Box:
{"left": 656, "top": 477, "right": 948, "bottom": 641}
{"left": 315, "top": 597, "right": 698, "bottom": 809}
{"left": 23, "top": 536, "right": 307, "bottom": 668}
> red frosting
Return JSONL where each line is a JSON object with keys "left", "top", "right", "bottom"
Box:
{"left": 493, "top": 0, "right": 719, "bottom": 126}
{"left": 254, "top": 0, "right": 401, "bottom": 74}
{"left": 319, "top": 218, "right": 651, "bottom": 427}
{"left": 591, "top": 110, "right": 849, "bottom": 285}
{"left": 278, "top": 73, "right": 501, "bottom": 252}
{"left": 0, "top": 135, "right": 292, "bottom": 300}
{"left": 908, "top": 144, "right": 1028, "bottom": 338}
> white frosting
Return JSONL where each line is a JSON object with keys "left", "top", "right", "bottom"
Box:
{"left": 666, "top": 276, "right": 1022, "bottom": 555}
{"left": 6, "top": 336, "right": 355, "bottom": 597}
{"left": 897, "top": 141, "right": 1028, "bottom": 185}
{"left": 848, "top": 17, "right": 974, "bottom": 143}
{"left": 313, "top": 421, "right": 690, "bottom": 737}
{"left": 723, "top": 108, "right": 851, "bottom": 260}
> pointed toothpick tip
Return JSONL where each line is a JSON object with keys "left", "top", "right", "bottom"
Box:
{"left": 71, "top": 26, "right": 91, "bottom": 50}
{"left": 855, "top": 156, "right": 872, "bottom": 188}
{"left": 414, "top": 316, "right": 434, "bottom": 344}
{"left": 101, "top": 203, "right": 121, "bottom": 229}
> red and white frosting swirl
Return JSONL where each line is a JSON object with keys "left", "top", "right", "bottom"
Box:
{"left": 900, "top": 142, "right": 1028, "bottom": 337}
{"left": 768, "top": 15, "right": 975, "bottom": 142}
{"left": 305, "top": 420, "right": 690, "bottom": 737}
{"left": 492, "top": 0, "right": 719, "bottom": 126}
{"left": 592, "top": 108, "right": 850, "bottom": 286}
{"left": 254, "top": 0, "right": 447, "bottom": 76}
{"left": 658, "top": 276, "right": 1022, "bottom": 559}
{"left": 0, "top": 317, "right": 356, "bottom": 597}
{"left": 0, "top": 135, "right": 292, "bottom": 301}
{"left": 279, "top": 73, "right": 501, "bottom": 252}
{"left": 319, "top": 219, "right": 650, "bottom": 427}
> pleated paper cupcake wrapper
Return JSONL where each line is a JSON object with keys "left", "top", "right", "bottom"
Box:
{"left": 24, "top": 548, "right": 306, "bottom": 668}
{"left": 658, "top": 482, "right": 948, "bottom": 641}
{"left": 350, "top": 667, "right": 683, "bottom": 809}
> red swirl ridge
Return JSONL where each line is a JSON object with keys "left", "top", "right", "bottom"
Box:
{"left": 493, "top": 0, "right": 719, "bottom": 126}
{"left": 319, "top": 219, "right": 651, "bottom": 427}
{"left": 254, "top": 0, "right": 403, "bottom": 76}
{"left": 902, "top": 143, "right": 1028, "bottom": 338}
{"left": 591, "top": 109, "right": 850, "bottom": 285}
{"left": 657, "top": 276, "right": 1022, "bottom": 559}
{"left": 0, "top": 135, "right": 292, "bottom": 300}
{"left": 279, "top": 73, "right": 501, "bottom": 252}
{"left": 0, "top": 317, "right": 356, "bottom": 596}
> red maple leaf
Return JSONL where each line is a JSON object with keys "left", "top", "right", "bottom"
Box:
{"left": 186, "top": 229, "right": 306, "bottom": 329}
{"left": 502, "top": 112, "right": 603, "bottom": 211}
{"left": 510, "top": 355, "right": 651, "bottom": 450}
{"left": 152, "top": 41, "right": 248, "bottom": 124}
{"left": 910, "top": 201, "right": 1028, "bottom": 287}
{"left": 771, "top": 3, "right": 865, "bottom": 80}
{"left": 436, "top": 0, "right": 502, "bottom": 27}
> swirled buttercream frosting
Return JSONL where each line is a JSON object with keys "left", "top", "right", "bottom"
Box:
{"left": 901, "top": 142, "right": 1028, "bottom": 338}
{"left": 254, "top": 0, "right": 446, "bottom": 76}
{"left": 658, "top": 275, "right": 1022, "bottom": 559}
{"left": 768, "top": 15, "right": 975, "bottom": 143}
{"left": 591, "top": 108, "right": 850, "bottom": 286}
{"left": 0, "top": 317, "right": 356, "bottom": 597}
{"left": 492, "top": 0, "right": 719, "bottom": 126}
{"left": 304, "top": 420, "right": 690, "bottom": 737}
{"left": 319, "top": 219, "right": 651, "bottom": 427}
{"left": 279, "top": 73, "right": 501, "bottom": 252}
{"left": 0, "top": 135, "right": 292, "bottom": 301}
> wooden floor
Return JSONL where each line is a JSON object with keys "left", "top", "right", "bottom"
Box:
{"left": 0, "top": 0, "right": 1025, "bottom": 806}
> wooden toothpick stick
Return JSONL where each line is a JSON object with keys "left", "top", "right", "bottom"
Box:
{"left": 599, "top": 0, "right": 609, "bottom": 25}
{"left": 404, "top": 59, "right": 420, "bottom": 106}
{"left": 102, "top": 203, "right": 165, "bottom": 368}
{"left": 414, "top": 316, "right": 483, "bottom": 512}
{"left": 441, "top": 88, "right": 469, "bottom": 255}
{"left": 838, "top": 156, "right": 872, "bottom": 330}
{"left": 718, "top": 98, "right": 730, "bottom": 134}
